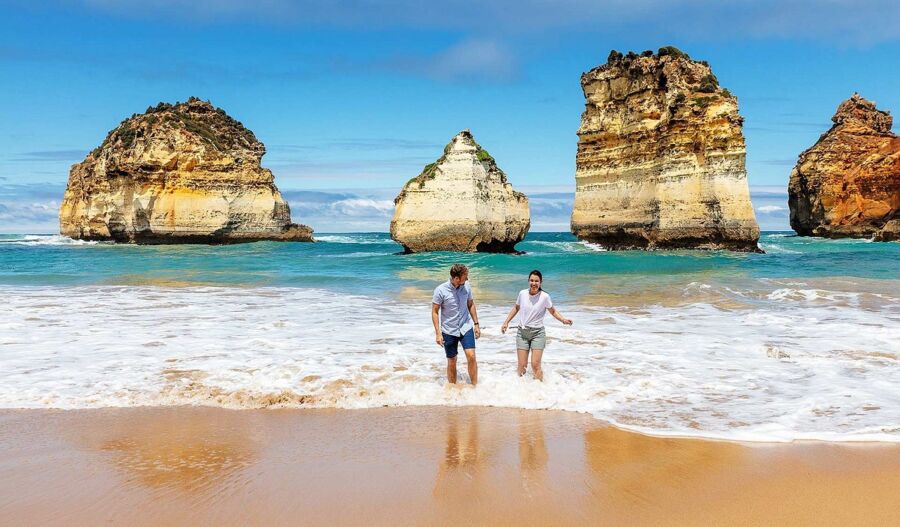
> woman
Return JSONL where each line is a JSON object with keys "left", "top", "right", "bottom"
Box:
{"left": 501, "top": 270, "right": 572, "bottom": 381}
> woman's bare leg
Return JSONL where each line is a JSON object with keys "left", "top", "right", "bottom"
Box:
{"left": 530, "top": 348, "right": 544, "bottom": 381}
{"left": 517, "top": 349, "right": 529, "bottom": 376}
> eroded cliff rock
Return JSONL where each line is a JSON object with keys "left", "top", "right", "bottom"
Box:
{"left": 390, "top": 130, "right": 529, "bottom": 253}
{"left": 60, "top": 97, "right": 313, "bottom": 243}
{"left": 571, "top": 47, "right": 760, "bottom": 251}
{"left": 788, "top": 93, "right": 899, "bottom": 241}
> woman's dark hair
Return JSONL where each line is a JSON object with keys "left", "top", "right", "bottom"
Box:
{"left": 529, "top": 269, "right": 543, "bottom": 291}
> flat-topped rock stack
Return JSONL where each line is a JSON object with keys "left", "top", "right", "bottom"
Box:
{"left": 788, "top": 93, "right": 899, "bottom": 241}
{"left": 571, "top": 48, "right": 761, "bottom": 251}
{"left": 59, "top": 97, "right": 313, "bottom": 244}
{"left": 390, "top": 130, "right": 530, "bottom": 253}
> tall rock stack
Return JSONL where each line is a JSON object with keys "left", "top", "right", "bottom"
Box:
{"left": 390, "top": 130, "right": 530, "bottom": 253}
{"left": 571, "top": 48, "right": 761, "bottom": 251}
{"left": 59, "top": 97, "right": 313, "bottom": 243}
{"left": 788, "top": 93, "right": 899, "bottom": 241}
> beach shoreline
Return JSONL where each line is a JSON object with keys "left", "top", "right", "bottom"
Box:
{"left": 2, "top": 406, "right": 898, "bottom": 526}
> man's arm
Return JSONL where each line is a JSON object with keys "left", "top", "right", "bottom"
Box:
{"left": 432, "top": 303, "right": 444, "bottom": 346}
{"left": 467, "top": 298, "right": 481, "bottom": 338}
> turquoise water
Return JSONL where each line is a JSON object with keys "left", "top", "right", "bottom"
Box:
{"left": 1, "top": 232, "right": 898, "bottom": 442}
{"left": 1, "top": 233, "right": 897, "bottom": 302}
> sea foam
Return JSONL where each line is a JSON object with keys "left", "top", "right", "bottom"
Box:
{"left": 1, "top": 284, "right": 898, "bottom": 443}
{"left": 0, "top": 235, "right": 101, "bottom": 246}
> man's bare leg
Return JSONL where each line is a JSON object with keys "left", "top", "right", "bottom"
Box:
{"left": 447, "top": 356, "right": 457, "bottom": 384}
{"left": 530, "top": 348, "right": 544, "bottom": 381}
{"left": 463, "top": 348, "right": 477, "bottom": 385}
{"left": 517, "top": 349, "right": 529, "bottom": 376}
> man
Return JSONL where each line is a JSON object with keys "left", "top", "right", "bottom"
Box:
{"left": 432, "top": 263, "right": 480, "bottom": 385}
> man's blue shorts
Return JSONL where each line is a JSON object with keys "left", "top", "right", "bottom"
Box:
{"left": 442, "top": 328, "right": 475, "bottom": 359}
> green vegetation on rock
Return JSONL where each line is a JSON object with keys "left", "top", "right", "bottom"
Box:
{"left": 657, "top": 46, "right": 690, "bottom": 60}
{"left": 117, "top": 125, "right": 138, "bottom": 149}
{"left": 693, "top": 96, "right": 716, "bottom": 109}
{"left": 698, "top": 74, "right": 719, "bottom": 93}
{"left": 476, "top": 148, "right": 495, "bottom": 163}
{"left": 172, "top": 112, "right": 223, "bottom": 150}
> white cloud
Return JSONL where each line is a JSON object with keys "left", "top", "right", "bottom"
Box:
{"left": 329, "top": 198, "right": 394, "bottom": 218}
{"left": 427, "top": 38, "right": 519, "bottom": 82}
{"left": 375, "top": 37, "right": 520, "bottom": 83}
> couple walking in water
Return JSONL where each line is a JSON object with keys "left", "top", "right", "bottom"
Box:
{"left": 431, "top": 264, "right": 573, "bottom": 385}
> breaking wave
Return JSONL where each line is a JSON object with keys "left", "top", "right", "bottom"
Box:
{"left": 1, "top": 284, "right": 898, "bottom": 443}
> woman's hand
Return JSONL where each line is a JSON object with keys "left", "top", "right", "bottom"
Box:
{"left": 563, "top": 318, "right": 573, "bottom": 326}
{"left": 501, "top": 322, "right": 508, "bottom": 334}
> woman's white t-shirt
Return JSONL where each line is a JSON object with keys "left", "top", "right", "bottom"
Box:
{"left": 516, "top": 289, "right": 553, "bottom": 328}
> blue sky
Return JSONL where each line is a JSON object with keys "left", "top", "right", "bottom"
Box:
{"left": 1, "top": 0, "right": 898, "bottom": 232}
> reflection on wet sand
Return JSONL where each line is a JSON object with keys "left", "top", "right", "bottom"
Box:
{"left": 3, "top": 407, "right": 900, "bottom": 526}
{"left": 433, "top": 407, "right": 492, "bottom": 501}
{"left": 432, "top": 408, "right": 550, "bottom": 492}
{"left": 98, "top": 412, "right": 256, "bottom": 493}
{"left": 442, "top": 408, "right": 483, "bottom": 468}
{"left": 517, "top": 411, "right": 548, "bottom": 492}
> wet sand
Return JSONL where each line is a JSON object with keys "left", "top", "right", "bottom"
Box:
{"left": 1, "top": 406, "right": 899, "bottom": 526}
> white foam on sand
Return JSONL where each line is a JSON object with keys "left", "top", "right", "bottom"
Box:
{"left": 1, "top": 285, "right": 898, "bottom": 443}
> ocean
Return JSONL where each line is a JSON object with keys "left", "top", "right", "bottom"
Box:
{"left": 1, "top": 232, "right": 898, "bottom": 443}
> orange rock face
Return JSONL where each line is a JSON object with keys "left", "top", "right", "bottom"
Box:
{"left": 788, "top": 93, "right": 899, "bottom": 241}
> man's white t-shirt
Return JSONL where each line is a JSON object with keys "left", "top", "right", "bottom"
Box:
{"left": 516, "top": 289, "right": 553, "bottom": 328}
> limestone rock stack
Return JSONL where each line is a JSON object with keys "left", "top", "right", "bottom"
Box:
{"left": 390, "top": 130, "right": 529, "bottom": 252}
{"left": 788, "top": 93, "right": 899, "bottom": 241}
{"left": 59, "top": 97, "right": 313, "bottom": 243}
{"left": 571, "top": 48, "right": 760, "bottom": 251}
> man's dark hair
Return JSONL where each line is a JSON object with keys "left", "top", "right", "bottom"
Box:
{"left": 450, "top": 264, "right": 468, "bottom": 278}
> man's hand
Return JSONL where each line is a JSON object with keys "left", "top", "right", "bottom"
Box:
{"left": 563, "top": 318, "right": 573, "bottom": 326}
{"left": 436, "top": 333, "right": 444, "bottom": 347}
{"left": 501, "top": 323, "right": 508, "bottom": 334}
{"left": 474, "top": 326, "right": 481, "bottom": 339}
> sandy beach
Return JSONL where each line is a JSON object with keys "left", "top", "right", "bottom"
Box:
{"left": 1, "top": 406, "right": 898, "bottom": 526}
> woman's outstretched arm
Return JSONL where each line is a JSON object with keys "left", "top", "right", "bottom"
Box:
{"left": 500, "top": 305, "right": 520, "bottom": 333}
{"left": 548, "top": 307, "right": 573, "bottom": 326}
